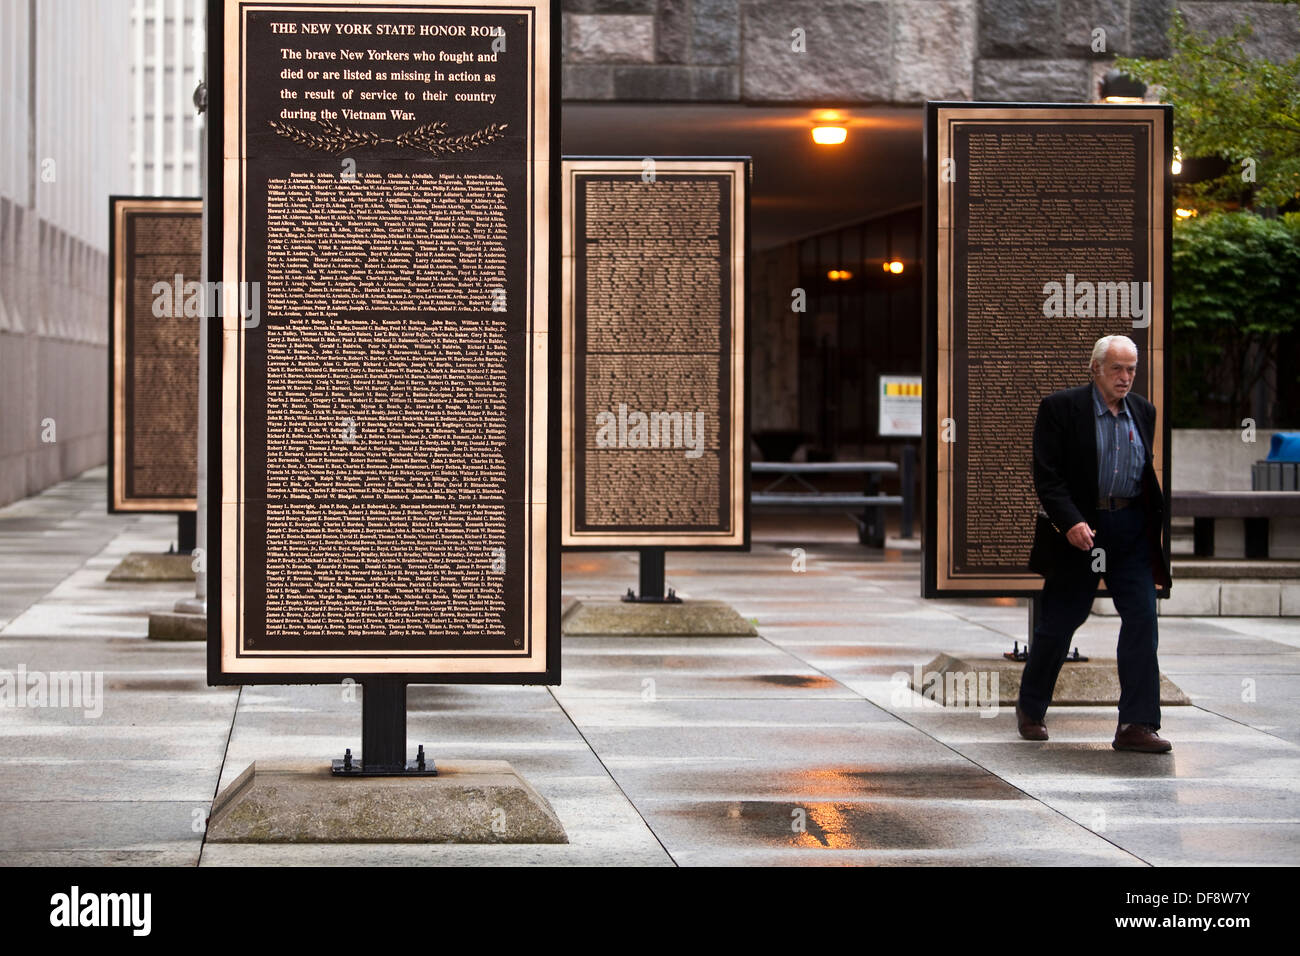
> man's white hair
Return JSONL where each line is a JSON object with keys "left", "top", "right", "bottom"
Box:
{"left": 1090, "top": 334, "right": 1139, "bottom": 375}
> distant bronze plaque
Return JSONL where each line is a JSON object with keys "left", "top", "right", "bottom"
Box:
{"left": 923, "top": 104, "right": 1171, "bottom": 597}
{"left": 209, "top": 0, "right": 557, "bottom": 681}
{"left": 108, "top": 196, "right": 201, "bottom": 513}
{"left": 561, "top": 158, "right": 749, "bottom": 549}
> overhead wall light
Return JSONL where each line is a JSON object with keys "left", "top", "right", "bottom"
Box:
{"left": 827, "top": 269, "right": 853, "bottom": 281}
{"left": 1100, "top": 68, "right": 1146, "bottom": 103}
{"left": 812, "top": 125, "right": 847, "bottom": 145}
{"left": 882, "top": 260, "right": 904, "bottom": 274}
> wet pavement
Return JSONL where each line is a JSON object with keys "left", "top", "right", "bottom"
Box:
{"left": 1, "top": 468, "right": 1297, "bottom": 865}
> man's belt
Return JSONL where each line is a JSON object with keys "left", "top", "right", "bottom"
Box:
{"left": 1097, "top": 495, "right": 1138, "bottom": 511}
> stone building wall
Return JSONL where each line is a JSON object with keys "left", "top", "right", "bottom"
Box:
{"left": 563, "top": 1, "right": 1299, "bottom": 105}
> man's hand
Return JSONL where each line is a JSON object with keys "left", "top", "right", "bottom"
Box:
{"left": 1066, "top": 521, "right": 1095, "bottom": 551}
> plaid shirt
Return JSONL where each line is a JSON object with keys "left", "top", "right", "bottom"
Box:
{"left": 1092, "top": 383, "right": 1144, "bottom": 498}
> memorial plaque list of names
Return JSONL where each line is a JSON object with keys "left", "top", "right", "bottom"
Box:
{"left": 113, "top": 200, "right": 201, "bottom": 510}
{"left": 573, "top": 173, "right": 733, "bottom": 534}
{"left": 217, "top": 1, "right": 551, "bottom": 673}
{"left": 933, "top": 108, "right": 1165, "bottom": 592}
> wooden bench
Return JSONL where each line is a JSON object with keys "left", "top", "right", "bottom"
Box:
{"left": 1171, "top": 491, "right": 1300, "bottom": 559}
{"left": 751, "top": 455, "right": 916, "bottom": 546}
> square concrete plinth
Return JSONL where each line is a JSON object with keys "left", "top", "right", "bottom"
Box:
{"left": 562, "top": 599, "right": 758, "bottom": 636}
{"left": 913, "top": 654, "right": 1191, "bottom": 707}
{"left": 207, "top": 760, "right": 568, "bottom": 844}
{"left": 107, "top": 553, "right": 195, "bottom": 581}
{"left": 147, "top": 611, "right": 206, "bottom": 641}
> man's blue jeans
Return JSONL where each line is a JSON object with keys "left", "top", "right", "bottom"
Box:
{"left": 1018, "top": 505, "right": 1161, "bottom": 729}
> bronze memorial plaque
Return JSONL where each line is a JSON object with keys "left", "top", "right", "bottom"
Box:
{"left": 560, "top": 158, "right": 749, "bottom": 549}
{"left": 923, "top": 103, "right": 1171, "bottom": 597}
{"left": 209, "top": 0, "right": 557, "bottom": 681}
{"left": 108, "top": 196, "right": 202, "bottom": 513}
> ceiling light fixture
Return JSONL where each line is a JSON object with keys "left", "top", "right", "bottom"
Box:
{"left": 812, "top": 125, "right": 847, "bottom": 145}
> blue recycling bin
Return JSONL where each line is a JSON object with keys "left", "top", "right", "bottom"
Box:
{"left": 1266, "top": 433, "right": 1300, "bottom": 462}
{"left": 1254, "top": 433, "right": 1300, "bottom": 490}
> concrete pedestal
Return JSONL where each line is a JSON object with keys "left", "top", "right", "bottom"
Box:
{"left": 913, "top": 653, "right": 1191, "bottom": 707}
{"left": 207, "top": 760, "right": 568, "bottom": 844}
{"left": 562, "top": 599, "right": 758, "bottom": 636}
{"left": 107, "top": 552, "right": 195, "bottom": 582}
{"left": 147, "top": 611, "right": 206, "bottom": 641}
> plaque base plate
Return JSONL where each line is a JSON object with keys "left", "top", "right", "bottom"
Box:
{"left": 207, "top": 760, "right": 568, "bottom": 844}
{"left": 330, "top": 751, "right": 438, "bottom": 777}
{"left": 912, "top": 653, "right": 1191, "bottom": 707}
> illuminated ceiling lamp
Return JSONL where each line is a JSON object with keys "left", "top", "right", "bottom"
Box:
{"left": 1171, "top": 146, "right": 1183, "bottom": 176}
{"left": 811, "top": 109, "right": 847, "bottom": 145}
{"left": 882, "top": 260, "right": 904, "bottom": 274}
{"left": 1100, "top": 68, "right": 1146, "bottom": 103}
{"left": 812, "top": 125, "right": 847, "bottom": 145}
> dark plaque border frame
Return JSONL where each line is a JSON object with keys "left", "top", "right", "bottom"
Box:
{"left": 559, "top": 155, "right": 752, "bottom": 553}
{"left": 922, "top": 101, "right": 1173, "bottom": 599}
{"left": 107, "top": 195, "right": 202, "bottom": 514}
{"left": 206, "top": 0, "right": 561, "bottom": 685}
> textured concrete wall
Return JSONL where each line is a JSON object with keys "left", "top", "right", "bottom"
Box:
{"left": 0, "top": 332, "right": 107, "bottom": 503}
{"left": 0, "top": 0, "right": 132, "bottom": 508}
{"left": 1172, "top": 428, "right": 1297, "bottom": 491}
{"left": 561, "top": 1, "right": 1299, "bottom": 105}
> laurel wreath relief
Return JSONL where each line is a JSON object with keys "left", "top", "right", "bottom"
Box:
{"left": 267, "top": 119, "right": 508, "bottom": 156}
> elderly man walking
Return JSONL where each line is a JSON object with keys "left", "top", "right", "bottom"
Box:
{"left": 1017, "top": 334, "right": 1173, "bottom": 752}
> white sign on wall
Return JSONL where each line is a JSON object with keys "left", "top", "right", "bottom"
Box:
{"left": 879, "top": 376, "right": 922, "bottom": 437}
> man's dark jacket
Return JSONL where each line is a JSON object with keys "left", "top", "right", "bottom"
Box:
{"left": 1028, "top": 383, "right": 1171, "bottom": 589}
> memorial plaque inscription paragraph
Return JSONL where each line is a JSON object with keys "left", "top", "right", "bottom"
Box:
{"left": 929, "top": 106, "right": 1166, "bottom": 594}
{"left": 216, "top": 0, "right": 552, "bottom": 674}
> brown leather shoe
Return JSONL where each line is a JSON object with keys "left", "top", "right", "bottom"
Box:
{"left": 1015, "top": 703, "right": 1048, "bottom": 741}
{"left": 1112, "top": 723, "right": 1172, "bottom": 753}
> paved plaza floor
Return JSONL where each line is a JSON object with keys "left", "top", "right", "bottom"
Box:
{"left": 2, "top": 467, "right": 1298, "bottom": 866}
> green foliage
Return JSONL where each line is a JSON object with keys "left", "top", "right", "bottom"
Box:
{"left": 1169, "top": 211, "right": 1300, "bottom": 426}
{"left": 1117, "top": 5, "right": 1300, "bottom": 209}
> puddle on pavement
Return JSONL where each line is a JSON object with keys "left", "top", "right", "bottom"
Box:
{"left": 649, "top": 764, "right": 1022, "bottom": 801}
{"left": 803, "top": 645, "right": 912, "bottom": 658}
{"left": 105, "top": 678, "right": 207, "bottom": 692}
{"left": 743, "top": 674, "right": 839, "bottom": 689}
{"left": 664, "top": 800, "right": 939, "bottom": 849}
